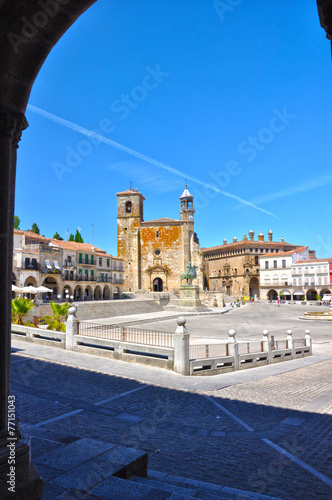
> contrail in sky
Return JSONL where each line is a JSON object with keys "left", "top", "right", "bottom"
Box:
{"left": 251, "top": 174, "right": 332, "bottom": 204}
{"left": 27, "top": 104, "right": 277, "bottom": 218}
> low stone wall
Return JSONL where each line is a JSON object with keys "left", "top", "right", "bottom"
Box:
{"left": 27, "top": 299, "right": 163, "bottom": 322}
{"left": 200, "top": 291, "right": 225, "bottom": 307}
{"left": 11, "top": 321, "right": 312, "bottom": 377}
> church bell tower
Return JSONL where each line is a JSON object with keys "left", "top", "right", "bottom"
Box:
{"left": 180, "top": 184, "right": 195, "bottom": 269}
{"left": 116, "top": 187, "right": 145, "bottom": 291}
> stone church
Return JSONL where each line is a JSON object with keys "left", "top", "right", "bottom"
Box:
{"left": 117, "top": 185, "right": 202, "bottom": 291}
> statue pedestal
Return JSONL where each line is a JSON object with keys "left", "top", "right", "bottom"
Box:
{"left": 179, "top": 285, "right": 201, "bottom": 307}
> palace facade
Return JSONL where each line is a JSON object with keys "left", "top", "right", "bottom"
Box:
{"left": 201, "top": 230, "right": 316, "bottom": 299}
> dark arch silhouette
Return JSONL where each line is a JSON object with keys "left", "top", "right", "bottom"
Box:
{"left": 0, "top": 1, "right": 96, "bottom": 496}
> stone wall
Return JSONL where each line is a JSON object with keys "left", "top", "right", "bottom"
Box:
{"left": 27, "top": 299, "right": 163, "bottom": 322}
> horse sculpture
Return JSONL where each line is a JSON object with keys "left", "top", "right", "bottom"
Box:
{"left": 180, "top": 262, "right": 198, "bottom": 285}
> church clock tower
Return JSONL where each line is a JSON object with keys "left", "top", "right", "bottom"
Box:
{"left": 116, "top": 187, "right": 145, "bottom": 291}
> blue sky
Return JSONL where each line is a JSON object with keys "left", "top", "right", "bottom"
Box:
{"left": 16, "top": 1, "right": 332, "bottom": 257}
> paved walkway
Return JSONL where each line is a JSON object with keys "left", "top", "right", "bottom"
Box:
{"left": 11, "top": 334, "right": 332, "bottom": 499}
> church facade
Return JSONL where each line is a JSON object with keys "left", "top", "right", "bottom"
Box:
{"left": 116, "top": 186, "right": 202, "bottom": 292}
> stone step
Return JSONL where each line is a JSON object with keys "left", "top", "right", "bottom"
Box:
{"left": 128, "top": 470, "right": 282, "bottom": 499}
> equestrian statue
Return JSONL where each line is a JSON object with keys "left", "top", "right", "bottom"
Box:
{"left": 180, "top": 262, "right": 198, "bottom": 286}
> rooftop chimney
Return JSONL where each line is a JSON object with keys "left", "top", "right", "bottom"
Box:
{"left": 243, "top": 234, "right": 248, "bottom": 241}
{"left": 223, "top": 239, "right": 227, "bottom": 245}
{"left": 281, "top": 237, "right": 284, "bottom": 243}
{"left": 268, "top": 230, "right": 273, "bottom": 242}
{"left": 233, "top": 236, "right": 237, "bottom": 243}
{"left": 258, "top": 231, "right": 264, "bottom": 241}
{"left": 249, "top": 229, "right": 254, "bottom": 241}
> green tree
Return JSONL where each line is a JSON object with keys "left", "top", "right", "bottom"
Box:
{"left": 31, "top": 223, "right": 40, "bottom": 234}
{"left": 11, "top": 297, "right": 35, "bottom": 325}
{"left": 14, "top": 215, "right": 20, "bottom": 229}
{"left": 74, "top": 229, "right": 83, "bottom": 243}
{"left": 68, "top": 233, "right": 75, "bottom": 241}
{"left": 53, "top": 232, "right": 64, "bottom": 240}
{"left": 42, "top": 301, "right": 69, "bottom": 332}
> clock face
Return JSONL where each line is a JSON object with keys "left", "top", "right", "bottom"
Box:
{"left": 189, "top": 215, "right": 193, "bottom": 220}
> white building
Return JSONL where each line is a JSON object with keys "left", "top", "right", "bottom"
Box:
{"left": 13, "top": 230, "right": 124, "bottom": 301}
{"left": 292, "top": 258, "right": 332, "bottom": 300}
{"left": 260, "top": 246, "right": 309, "bottom": 300}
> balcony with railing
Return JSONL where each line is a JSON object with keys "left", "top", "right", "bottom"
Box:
{"left": 112, "top": 278, "right": 124, "bottom": 284}
{"left": 112, "top": 265, "right": 124, "bottom": 272}
{"left": 97, "top": 276, "right": 112, "bottom": 283}
{"left": 62, "top": 274, "right": 97, "bottom": 282}
{"left": 64, "top": 258, "right": 75, "bottom": 268}
{"left": 23, "top": 262, "right": 41, "bottom": 271}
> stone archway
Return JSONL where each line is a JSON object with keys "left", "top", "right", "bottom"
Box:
{"left": 42, "top": 277, "right": 59, "bottom": 299}
{"left": 74, "top": 285, "right": 83, "bottom": 301}
{"left": 153, "top": 277, "right": 163, "bottom": 292}
{"left": 293, "top": 290, "right": 304, "bottom": 301}
{"left": 320, "top": 288, "right": 330, "bottom": 298}
{"left": 94, "top": 285, "right": 102, "bottom": 300}
{"left": 103, "top": 285, "right": 111, "bottom": 300}
{"left": 267, "top": 289, "right": 278, "bottom": 301}
{"left": 24, "top": 276, "right": 38, "bottom": 287}
{"left": 249, "top": 277, "right": 259, "bottom": 299}
{"left": 0, "top": 4, "right": 97, "bottom": 494}
{"left": 307, "top": 289, "right": 318, "bottom": 301}
{"left": 84, "top": 285, "right": 93, "bottom": 301}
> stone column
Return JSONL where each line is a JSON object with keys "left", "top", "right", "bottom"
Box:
{"left": 65, "top": 305, "right": 79, "bottom": 350}
{"left": 262, "top": 330, "right": 271, "bottom": 364}
{"left": 0, "top": 113, "right": 27, "bottom": 432}
{"left": 286, "top": 329, "right": 294, "bottom": 358}
{"left": 173, "top": 316, "right": 190, "bottom": 375}
{"left": 305, "top": 329, "right": 312, "bottom": 355}
{"left": 227, "top": 329, "right": 239, "bottom": 371}
{"left": 0, "top": 113, "right": 43, "bottom": 497}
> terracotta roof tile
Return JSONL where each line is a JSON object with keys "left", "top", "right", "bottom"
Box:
{"left": 116, "top": 189, "right": 145, "bottom": 199}
{"left": 201, "top": 239, "right": 298, "bottom": 253}
{"left": 294, "top": 258, "right": 332, "bottom": 264}
{"left": 15, "top": 230, "right": 50, "bottom": 242}
{"left": 48, "top": 239, "right": 104, "bottom": 252}
{"left": 263, "top": 246, "right": 308, "bottom": 257}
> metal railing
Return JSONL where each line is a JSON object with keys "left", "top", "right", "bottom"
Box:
{"left": 23, "top": 263, "right": 41, "bottom": 271}
{"left": 293, "top": 339, "right": 306, "bottom": 347}
{"left": 272, "top": 339, "right": 288, "bottom": 351}
{"left": 62, "top": 274, "right": 97, "bottom": 282}
{"left": 237, "top": 341, "right": 263, "bottom": 355}
{"left": 189, "top": 343, "right": 228, "bottom": 359}
{"left": 64, "top": 259, "right": 75, "bottom": 267}
{"left": 78, "top": 322, "right": 174, "bottom": 347}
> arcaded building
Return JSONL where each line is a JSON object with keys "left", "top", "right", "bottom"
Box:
{"left": 117, "top": 186, "right": 202, "bottom": 292}
{"left": 201, "top": 230, "right": 314, "bottom": 299}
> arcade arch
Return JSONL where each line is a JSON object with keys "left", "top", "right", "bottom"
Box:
{"left": 94, "top": 286, "right": 102, "bottom": 300}
{"left": 74, "top": 285, "right": 83, "bottom": 301}
{"left": 84, "top": 285, "right": 93, "bottom": 301}
{"left": 306, "top": 289, "right": 318, "bottom": 301}
{"left": 267, "top": 289, "right": 278, "bottom": 301}
{"left": 24, "top": 276, "right": 37, "bottom": 287}
{"left": 249, "top": 277, "right": 259, "bottom": 299}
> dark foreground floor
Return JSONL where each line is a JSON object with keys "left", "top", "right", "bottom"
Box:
{"left": 10, "top": 344, "right": 332, "bottom": 499}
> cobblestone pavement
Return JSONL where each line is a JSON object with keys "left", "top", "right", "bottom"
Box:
{"left": 10, "top": 346, "right": 332, "bottom": 499}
